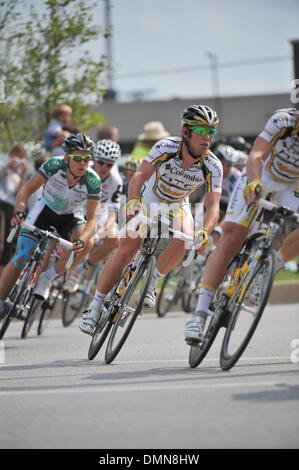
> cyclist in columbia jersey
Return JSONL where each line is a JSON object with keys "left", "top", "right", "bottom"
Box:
{"left": 66, "top": 140, "right": 123, "bottom": 296}
{"left": 79, "top": 105, "right": 223, "bottom": 336}
{"left": 0, "top": 134, "right": 102, "bottom": 316}
{"left": 185, "top": 108, "right": 299, "bottom": 343}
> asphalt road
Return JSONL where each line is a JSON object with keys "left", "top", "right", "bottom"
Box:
{"left": 0, "top": 303, "right": 298, "bottom": 449}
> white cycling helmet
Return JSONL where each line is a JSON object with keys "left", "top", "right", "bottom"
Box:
{"left": 93, "top": 139, "right": 121, "bottom": 163}
{"left": 214, "top": 144, "right": 238, "bottom": 165}
{"left": 235, "top": 150, "right": 248, "bottom": 168}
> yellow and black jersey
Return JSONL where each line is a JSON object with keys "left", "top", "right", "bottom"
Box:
{"left": 142, "top": 137, "right": 223, "bottom": 203}
{"left": 260, "top": 108, "right": 299, "bottom": 183}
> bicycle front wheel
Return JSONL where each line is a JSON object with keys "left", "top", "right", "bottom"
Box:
{"left": 105, "top": 256, "right": 156, "bottom": 364}
{"left": 88, "top": 315, "right": 113, "bottom": 361}
{"left": 220, "top": 251, "right": 275, "bottom": 371}
{"left": 0, "top": 264, "right": 35, "bottom": 340}
{"left": 189, "top": 308, "right": 225, "bottom": 368}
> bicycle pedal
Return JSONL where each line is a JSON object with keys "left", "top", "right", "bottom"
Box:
{"left": 186, "top": 337, "right": 203, "bottom": 347}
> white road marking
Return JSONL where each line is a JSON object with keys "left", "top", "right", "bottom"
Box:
{"left": 0, "top": 356, "right": 292, "bottom": 369}
{"left": 0, "top": 380, "right": 298, "bottom": 397}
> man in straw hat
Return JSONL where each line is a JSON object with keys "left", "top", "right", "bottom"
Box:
{"left": 131, "top": 121, "right": 170, "bottom": 163}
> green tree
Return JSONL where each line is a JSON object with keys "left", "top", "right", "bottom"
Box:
{"left": 0, "top": 0, "right": 24, "bottom": 148}
{"left": 0, "top": 0, "right": 108, "bottom": 150}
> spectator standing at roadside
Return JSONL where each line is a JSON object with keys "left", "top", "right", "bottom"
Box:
{"left": 44, "top": 104, "right": 72, "bottom": 152}
{"left": 51, "top": 130, "right": 71, "bottom": 156}
{"left": 0, "top": 144, "right": 30, "bottom": 275}
{"left": 97, "top": 124, "right": 120, "bottom": 143}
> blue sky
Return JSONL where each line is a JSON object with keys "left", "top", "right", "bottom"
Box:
{"left": 97, "top": 0, "right": 299, "bottom": 101}
{"left": 29, "top": 0, "right": 299, "bottom": 101}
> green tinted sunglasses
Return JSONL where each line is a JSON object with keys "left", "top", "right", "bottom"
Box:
{"left": 190, "top": 125, "right": 218, "bottom": 137}
{"left": 68, "top": 154, "right": 92, "bottom": 162}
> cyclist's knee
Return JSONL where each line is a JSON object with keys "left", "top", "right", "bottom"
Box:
{"left": 218, "top": 223, "right": 246, "bottom": 257}
{"left": 11, "top": 234, "right": 37, "bottom": 270}
{"left": 116, "top": 238, "right": 139, "bottom": 264}
{"left": 170, "top": 237, "right": 187, "bottom": 255}
{"left": 104, "top": 236, "right": 119, "bottom": 250}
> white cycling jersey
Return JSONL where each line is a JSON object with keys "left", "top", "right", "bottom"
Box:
{"left": 225, "top": 109, "right": 299, "bottom": 227}
{"left": 97, "top": 165, "right": 123, "bottom": 227}
{"left": 261, "top": 108, "right": 299, "bottom": 183}
{"left": 141, "top": 137, "right": 223, "bottom": 205}
{"left": 101, "top": 165, "right": 123, "bottom": 212}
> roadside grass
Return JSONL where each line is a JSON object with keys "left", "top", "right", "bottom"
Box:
{"left": 274, "top": 270, "right": 299, "bottom": 282}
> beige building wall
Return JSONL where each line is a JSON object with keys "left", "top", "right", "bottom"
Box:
{"left": 95, "top": 93, "right": 291, "bottom": 144}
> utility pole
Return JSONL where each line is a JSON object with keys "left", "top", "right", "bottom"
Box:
{"left": 290, "top": 39, "right": 299, "bottom": 109}
{"left": 104, "top": 0, "right": 116, "bottom": 100}
{"left": 206, "top": 52, "right": 221, "bottom": 128}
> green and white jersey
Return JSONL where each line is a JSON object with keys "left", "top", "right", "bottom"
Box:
{"left": 38, "top": 156, "right": 102, "bottom": 215}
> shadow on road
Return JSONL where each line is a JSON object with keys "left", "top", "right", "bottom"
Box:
{"left": 0, "top": 358, "right": 299, "bottom": 394}
{"left": 233, "top": 384, "right": 299, "bottom": 402}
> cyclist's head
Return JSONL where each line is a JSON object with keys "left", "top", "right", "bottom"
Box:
{"left": 93, "top": 139, "right": 121, "bottom": 163}
{"left": 63, "top": 133, "right": 94, "bottom": 179}
{"left": 181, "top": 104, "right": 219, "bottom": 129}
{"left": 93, "top": 139, "right": 121, "bottom": 178}
{"left": 181, "top": 105, "right": 219, "bottom": 159}
{"left": 228, "top": 136, "right": 251, "bottom": 153}
{"left": 124, "top": 159, "right": 138, "bottom": 181}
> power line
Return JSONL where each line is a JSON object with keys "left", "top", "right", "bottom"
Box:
{"left": 115, "top": 55, "right": 291, "bottom": 80}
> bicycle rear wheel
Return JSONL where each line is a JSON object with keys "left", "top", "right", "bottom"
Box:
{"left": 37, "top": 283, "right": 62, "bottom": 336}
{"left": 182, "top": 265, "right": 203, "bottom": 313}
{"left": 61, "top": 291, "right": 79, "bottom": 327}
{"left": 37, "top": 302, "right": 54, "bottom": 336}
{"left": 21, "top": 296, "right": 43, "bottom": 339}
{"left": 220, "top": 251, "right": 275, "bottom": 371}
{"left": 156, "top": 265, "right": 183, "bottom": 317}
{"left": 105, "top": 256, "right": 156, "bottom": 364}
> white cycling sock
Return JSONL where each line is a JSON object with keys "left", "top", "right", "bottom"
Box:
{"left": 44, "top": 266, "right": 58, "bottom": 281}
{"left": 75, "top": 262, "right": 84, "bottom": 274}
{"left": 194, "top": 286, "right": 215, "bottom": 314}
{"left": 90, "top": 291, "right": 106, "bottom": 310}
{"left": 274, "top": 250, "right": 286, "bottom": 272}
{"left": 149, "top": 268, "right": 164, "bottom": 291}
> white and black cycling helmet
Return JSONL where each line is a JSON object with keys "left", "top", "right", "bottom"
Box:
{"left": 235, "top": 150, "right": 248, "bottom": 168}
{"left": 214, "top": 144, "right": 238, "bottom": 165}
{"left": 181, "top": 104, "right": 219, "bottom": 129}
{"left": 228, "top": 136, "right": 251, "bottom": 152}
{"left": 93, "top": 139, "right": 121, "bottom": 163}
{"left": 63, "top": 133, "right": 94, "bottom": 153}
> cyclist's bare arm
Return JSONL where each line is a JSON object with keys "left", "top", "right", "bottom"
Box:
{"left": 202, "top": 192, "right": 221, "bottom": 233}
{"left": 15, "top": 173, "right": 44, "bottom": 211}
{"left": 128, "top": 160, "right": 156, "bottom": 199}
{"left": 247, "top": 136, "right": 271, "bottom": 181}
{"left": 244, "top": 137, "right": 272, "bottom": 204}
{"left": 13, "top": 173, "right": 45, "bottom": 224}
{"left": 79, "top": 199, "right": 101, "bottom": 243}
